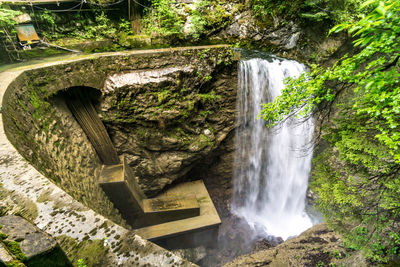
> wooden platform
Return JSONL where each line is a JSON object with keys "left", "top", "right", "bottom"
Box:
{"left": 134, "top": 180, "right": 221, "bottom": 242}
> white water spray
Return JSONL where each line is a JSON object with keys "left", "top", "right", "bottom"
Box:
{"left": 232, "top": 57, "right": 314, "bottom": 241}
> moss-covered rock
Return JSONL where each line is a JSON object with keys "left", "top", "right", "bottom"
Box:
{"left": 0, "top": 215, "right": 71, "bottom": 267}
{"left": 223, "top": 223, "right": 366, "bottom": 267}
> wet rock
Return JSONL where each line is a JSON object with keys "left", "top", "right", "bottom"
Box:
{"left": 306, "top": 188, "right": 318, "bottom": 204}
{"left": 222, "top": 11, "right": 302, "bottom": 51}
{"left": 100, "top": 58, "right": 238, "bottom": 196}
{"left": 199, "top": 216, "right": 276, "bottom": 267}
{"left": 225, "top": 12, "right": 257, "bottom": 40}
{"left": 223, "top": 223, "right": 366, "bottom": 267}
{"left": 172, "top": 246, "right": 207, "bottom": 264}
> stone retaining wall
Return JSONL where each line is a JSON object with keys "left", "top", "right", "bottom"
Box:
{"left": 2, "top": 45, "right": 236, "bottom": 225}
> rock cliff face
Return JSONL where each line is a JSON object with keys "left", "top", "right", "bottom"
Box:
{"left": 155, "top": 0, "right": 346, "bottom": 65}
{"left": 2, "top": 46, "right": 237, "bottom": 223}
{"left": 223, "top": 223, "right": 369, "bottom": 267}
{"left": 100, "top": 59, "right": 238, "bottom": 195}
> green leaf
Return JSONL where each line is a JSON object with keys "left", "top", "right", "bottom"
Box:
{"left": 360, "top": 0, "right": 378, "bottom": 8}
{"left": 329, "top": 23, "right": 350, "bottom": 34}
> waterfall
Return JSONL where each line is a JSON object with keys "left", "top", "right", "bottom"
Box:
{"left": 232, "top": 56, "right": 314, "bottom": 241}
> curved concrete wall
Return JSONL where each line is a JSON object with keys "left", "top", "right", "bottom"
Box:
{"left": 1, "top": 45, "right": 234, "bottom": 225}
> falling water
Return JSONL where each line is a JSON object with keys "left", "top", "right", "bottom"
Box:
{"left": 232, "top": 56, "right": 315, "bottom": 241}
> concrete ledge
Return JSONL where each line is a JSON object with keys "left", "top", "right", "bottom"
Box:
{"left": 135, "top": 180, "right": 221, "bottom": 244}
{"left": 99, "top": 156, "right": 201, "bottom": 228}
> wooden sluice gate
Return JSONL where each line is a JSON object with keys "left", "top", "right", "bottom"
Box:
{"left": 65, "top": 87, "right": 220, "bottom": 244}
{"left": 65, "top": 89, "right": 120, "bottom": 165}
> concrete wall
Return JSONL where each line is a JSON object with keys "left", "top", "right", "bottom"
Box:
{"left": 2, "top": 45, "right": 235, "bottom": 225}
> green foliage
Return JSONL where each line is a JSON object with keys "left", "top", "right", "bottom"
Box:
{"left": 331, "top": 249, "right": 343, "bottom": 259}
{"left": 300, "top": 0, "right": 365, "bottom": 23}
{"left": 5, "top": 260, "right": 25, "bottom": 267}
{"left": 189, "top": 0, "right": 232, "bottom": 39}
{"left": 250, "top": 0, "right": 365, "bottom": 25}
{"left": 0, "top": 232, "right": 8, "bottom": 240}
{"left": 250, "top": 0, "right": 284, "bottom": 19}
{"left": 34, "top": 9, "right": 130, "bottom": 42}
{"left": 263, "top": 0, "right": 400, "bottom": 162}
{"left": 0, "top": 5, "right": 22, "bottom": 34}
{"left": 72, "top": 11, "right": 118, "bottom": 40}
{"left": 261, "top": 0, "right": 400, "bottom": 263}
{"left": 39, "top": 10, "right": 56, "bottom": 26}
{"left": 197, "top": 90, "right": 221, "bottom": 103}
{"left": 118, "top": 19, "right": 131, "bottom": 33}
{"left": 142, "top": 0, "right": 185, "bottom": 36}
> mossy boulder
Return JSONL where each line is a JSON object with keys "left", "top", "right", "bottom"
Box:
{"left": 0, "top": 215, "right": 71, "bottom": 267}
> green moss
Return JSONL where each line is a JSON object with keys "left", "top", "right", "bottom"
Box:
{"left": 3, "top": 240, "right": 26, "bottom": 261}
{"left": 197, "top": 90, "right": 221, "bottom": 103}
{"left": 199, "top": 110, "right": 213, "bottom": 117}
{"left": 29, "top": 91, "right": 42, "bottom": 110}
{"left": 181, "top": 110, "right": 190, "bottom": 118}
{"left": 0, "top": 183, "right": 38, "bottom": 221}
{"left": 200, "top": 134, "right": 215, "bottom": 147}
{"left": 0, "top": 232, "right": 8, "bottom": 240}
{"left": 20, "top": 47, "right": 67, "bottom": 61}
{"left": 187, "top": 100, "right": 195, "bottom": 111}
{"left": 56, "top": 236, "right": 108, "bottom": 267}
{"left": 156, "top": 89, "right": 171, "bottom": 105}
{"left": 197, "top": 48, "right": 211, "bottom": 59}
{"left": 37, "top": 189, "right": 52, "bottom": 203}
{"left": 5, "top": 260, "right": 26, "bottom": 267}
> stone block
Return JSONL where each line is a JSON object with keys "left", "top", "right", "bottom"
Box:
{"left": 0, "top": 215, "right": 71, "bottom": 267}
{"left": 99, "top": 156, "right": 146, "bottom": 228}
